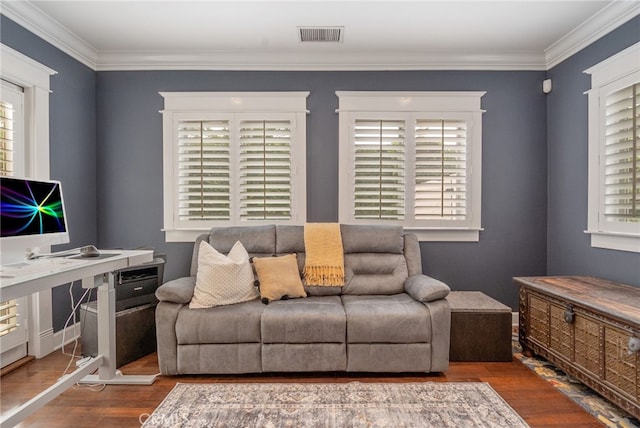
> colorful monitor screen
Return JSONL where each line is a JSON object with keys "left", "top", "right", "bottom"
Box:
{"left": 0, "top": 177, "right": 68, "bottom": 238}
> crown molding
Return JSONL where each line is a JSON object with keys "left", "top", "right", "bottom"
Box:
{"left": 0, "top": 1, "right": 98, "bottom": 70}
{"left": 95, "top": 50, "right": 546, "bottom": 71}
{"left": 545, "top": 1, "right": 640, "bottom": 70}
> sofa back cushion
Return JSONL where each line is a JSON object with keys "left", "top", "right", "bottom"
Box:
{"left": 209, "top": 225, "right": 276, "bottom": 255}
{"left": 340, "top": 224, "right": 404, "bottom": 254}
{"left": 340, "top": 225, "right": 408, "bottom": 295}
{"left": 341, "top": 253, "right": 408, "bottom": 295}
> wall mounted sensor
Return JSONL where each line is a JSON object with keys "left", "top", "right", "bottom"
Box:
{"left": 543, "top": 79, "right": 553, "bottom": 94}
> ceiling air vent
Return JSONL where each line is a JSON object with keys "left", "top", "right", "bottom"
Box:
{"left": 298, "top": 26, "right": 343, "bottom": 43}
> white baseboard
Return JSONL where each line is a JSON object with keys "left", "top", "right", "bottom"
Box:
{"left": 1, "top": 343, "right": 28, "bottom": 368}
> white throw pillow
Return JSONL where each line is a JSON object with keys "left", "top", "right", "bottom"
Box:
{"left": 189, "top": 240, "right": 259, "bottom": 308}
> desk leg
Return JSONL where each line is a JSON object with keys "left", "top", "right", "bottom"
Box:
{"left": 78, "top": 272, "right": 158, "bottom": 385}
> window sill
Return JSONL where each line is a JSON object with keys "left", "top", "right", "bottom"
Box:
{"left": 405, "top": 227, "right": 483, "bottom": 242}
{"left": 165, "top": 226, "right": 483, "bottom": 243}
{"left": 164, "top": 229, "right": 210, "bottom": 242}
{"left": 585, "top": 230, "right": 640, "bottom": 253}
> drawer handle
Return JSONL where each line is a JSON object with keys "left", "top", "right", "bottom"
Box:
{"left": 133, "top": 286, "right": 144, "bottom": 291}
{"left": 629, "top": 337, "right": 640, "bottom": 354}
{"left": 563, "top": 304, "right": 575, "bottom": 324}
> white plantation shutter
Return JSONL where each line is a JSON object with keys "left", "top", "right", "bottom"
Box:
{"left": 177, "top": 120, "right": 231, "bottom": 221}
{"left": 603, "top": 83, "right": 639, "bottom": 223}
{"left": 0, "top": 100, "right": 15, "bottom": 176}
{"left": 0, "top": 301, "right": 19, "bottom": 337}
{"left": 415, "top": 119, "right": 467, "bottom": 220}
{"left": 239, "top": 120, "right": 292, "bottom": 220}
{"left": 353, "top": 120, "right": 405, "bottom": 219}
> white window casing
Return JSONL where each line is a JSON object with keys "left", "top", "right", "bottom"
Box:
{"left": 161, "top": 92, "right": 309, "bottom": 242}
{"left": 337, "top": 91, "right": 485, "bottom": 242}
{"left": 1, "top": 43, "right": 57, "bottom": 360}
{"left": 585, "top": 42, "right": 640, "bottom": 253}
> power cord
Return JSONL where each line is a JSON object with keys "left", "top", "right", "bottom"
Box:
{"left": 58, "top": 283, "right": 108, "bottom": 391}
{"left": 60, "top": 282, "right": 91, "bottom": 377}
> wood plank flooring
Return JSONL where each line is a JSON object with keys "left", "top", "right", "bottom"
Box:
{"left": 0, "top": 348, "right": 601, "bottom": 427}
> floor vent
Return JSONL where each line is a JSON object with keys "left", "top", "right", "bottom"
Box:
{"left": 298, "top": 27, "right": 343, "bottom": 43}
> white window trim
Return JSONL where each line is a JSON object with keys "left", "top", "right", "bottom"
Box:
{"left": 336, "top": 91, "right": 485, "bottom": 242}
{"left": 1, "top": 43, "right": 58, "bottom": 359}
{"left": 585, "top": 42, "right": 640, "bottom": 253}
{"left": 160, "top": 92, "right": 309, "bottom": 242}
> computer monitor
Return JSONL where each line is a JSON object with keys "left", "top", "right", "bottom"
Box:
{"left": 0, "top": 177, "right": 70, "bottom": 264}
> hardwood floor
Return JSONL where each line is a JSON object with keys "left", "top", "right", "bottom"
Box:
{"left": 0, "top": 347, "right": 601, "bottom": 427}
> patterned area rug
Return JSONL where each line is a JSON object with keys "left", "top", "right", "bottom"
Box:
{"left": 141, "top": 382, "right": 529, "bottom": 427}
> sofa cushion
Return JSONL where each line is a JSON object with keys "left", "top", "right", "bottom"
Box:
{"left": 275, "top": 225, "right": 305, "bottom": 254}
{"left": 341, "top": 294, "right": 431, "bottom": 343}
{"left": 252, "top": 253, "right": 307, "bottom": 303}
{"left": 176, "top": 299, "right": 265, "bottom": 344}
{"left": 190, "top": 241, "right": 259, "bottom": 309}
{"left": 261, "top": 296, "right": 346, "bottom": 343}
{"left": 341, "top": 224, "right": 404, "bottom": 254}
{"left": 341, "top": 253, "right": 408, "bottom": 295}
{"left": 209, "top": 224, "right": 276, "bottom": 255}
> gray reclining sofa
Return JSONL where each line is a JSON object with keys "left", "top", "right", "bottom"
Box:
{"left": 155, "top": 224, "right": 451, "bottom": 374}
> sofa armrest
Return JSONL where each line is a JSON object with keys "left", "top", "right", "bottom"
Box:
{"left": 156, "top": 276, "right": 196, "bottom": 304}
{"left": 404, "top": 274, "right": 450, "bottom": 302}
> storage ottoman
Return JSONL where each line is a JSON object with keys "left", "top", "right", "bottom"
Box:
{"left": 446, "top": 291, "right": 512, "bottom": 362}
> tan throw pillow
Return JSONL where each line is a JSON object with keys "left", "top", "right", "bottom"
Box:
{"left": 189, "top": 240, "right": 259, "bottom": 309}
{"left": 252, "top": 253, "right": 307, "bottom": 303}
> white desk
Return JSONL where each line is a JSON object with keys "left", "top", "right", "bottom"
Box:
{"left": 0, "top": 250, "right": 158, "bottom": 428}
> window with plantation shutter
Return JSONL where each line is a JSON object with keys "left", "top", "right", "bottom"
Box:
{"left": 239, "top": 119, "right": 293, "bottom": 220}
{"left": 0, "top": 78, "right": 28, "bottom": 364}
{"left": 0, "top": 80, "right": 24, "bottom": 178}
{"left": 177, "top": 120, "right": 231, "bottom": 221}
{"left": 161, "top": 92, "right": 308, "bottom": 242}
{"left": 586, "top": 42, "right": 640, "bottom": 253}
{"left": 338, "top": 91, "right": 485, "bottom": 242}
{"left": 603, "top": 83, "right": 639, "bottom": 224}
{"left": 353, "top": 119, "right": 405, "bottom": 220}
{"left": 415, "top": 119, "right": 467, "bottom": 221}
{"left": 0, "top": 100, "right": 15, "bottom": 176}
{"left": 0, "top": 84, "right": 21, "bottom": 342}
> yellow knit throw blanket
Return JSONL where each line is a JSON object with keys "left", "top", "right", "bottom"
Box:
{"left": 303, "top": 223, "right": 345, "bottom": 286}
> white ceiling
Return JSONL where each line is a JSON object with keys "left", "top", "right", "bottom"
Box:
{"left": 2, "top": 0, "right": 639, "bottom": 70}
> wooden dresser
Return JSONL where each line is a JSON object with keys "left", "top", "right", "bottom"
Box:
{"left": 514, "top": 276, "right": 640, "bottom": 419}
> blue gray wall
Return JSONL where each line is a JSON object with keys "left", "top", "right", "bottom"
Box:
{"left": 546, "top": 16, "right": 640, "bottom": 286}
{"left": 1, "top": 14, "right": 638, "bottom": 333}
{"left": 96, "top": 70, "right": 548, "bottom": 310}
